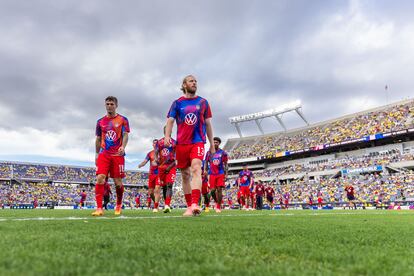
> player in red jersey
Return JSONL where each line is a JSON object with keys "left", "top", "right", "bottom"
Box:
{"left": 138, "top": 139, "right": 159, "bottom": 212}
{"left": 265, "top": 184, "right": 275, "bottom": 210}
{"left": 205, "top": 137, "right": 228, "bottom": 213}
{"left": 155, "top": 127, "right": 177, "bottom": 213}
{"left": 146, "top": 194, "right": 151, "bottom": 209}
{"left": 79, "top": 189, "right": 87, "bottom": 209}
{"left": 201, "top": 163, "right": 211, "bottom": 212}
{"left": 93, "top": 96, "right": 130, "bottom": 216}
{"left": 237, "top": 189, "right": 243, "bottom": 209}
{"left": 135, "top": 193, "right": 141, "bottom": 209}
{"left": 237, "top": 164, "right": 254, "bottom": 210}
{"left": 283, "top": 191, "right": 290, "bottom": 209}
{"left": 254, "top": 180, "right": 265, "bottom": 210}
{"left": 317, "top": 190, "right": 323, "bottom": 208}
{"left": 345, "top": 184, "right": 356, "bottom": 209}
{"left": 164, "top": 75, "right": 214, "bottom": 216}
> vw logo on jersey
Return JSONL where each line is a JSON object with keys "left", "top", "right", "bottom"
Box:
{"left": 161, "top": 148, "right": 170, "bottom": 156}
{"left": 106, "top": 130, "right": 117, "bottom": 141}
{"left": 212, "top": 159, "right": 220, "bottom": 166}
{"left": 184, "top": 113, "right": 197, "bottom": 125}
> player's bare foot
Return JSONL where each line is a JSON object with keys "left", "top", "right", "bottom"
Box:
{"left": 183, "top": 207, "right": 193, "bottom": 216}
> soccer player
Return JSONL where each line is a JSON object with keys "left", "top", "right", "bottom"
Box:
{"left": 155, "top": 127, "right": 177, "bottom": 213}
{"left": 283, "top": 191, "right": 290, "bottom": 209}
{"left": 201, "top": 164, "right": 211, "bottom": 212}
{"left": 135, "top": 193, "right": 141, "bottom": 209}
{"left": 308, "top": 193, "right": 313, "bottom": 209}
{"left": 204, "top": 137, "right": 228, "bottom": 213}
{"left": 103, "top": 178, "right": 112, "bottom": 210}
{"left": 345, "top": 183, "right": 356, "bottom": 209}
{"left": 79, "top": 189, "right": 87, "bottom": 209}
{"left": 138, "top": 139, "right": 159, "bottom": 212}
{"left": 164, "top": 75, "right": 214, "bottom": 216}
{"left": 237, "top": 189, "right": 243, "bottom": 209}
{"left": 254, "top": 180, "right": 265, "bottom": 210}
{"left": 265, "top": 184, "right": 275, "bottom": 210}
{"left": 237, "top": 164, "right": 254, "bottom": 210}
{"left": 317, "top": 190, "right": 323, "bottom": 208}
{"left": 93, "top": 96, "right": 129, "bottom": 216}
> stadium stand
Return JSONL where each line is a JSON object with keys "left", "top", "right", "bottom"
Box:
{"left": 226, "top": 99, "right": 414, "bottom": 160}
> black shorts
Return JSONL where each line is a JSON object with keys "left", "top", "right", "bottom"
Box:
{"left": 347, "top": 194, "right": 355, "bottom": 201}
{"left": 267, "top": 196, "right": 273, "bottom": 203}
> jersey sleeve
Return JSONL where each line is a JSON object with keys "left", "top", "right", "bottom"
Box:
{"left": 122, "top": 116, "right": 130, "bottom": 133}
{"left": 95, "top": 120, "right": 101, "bottom": 137}
{"left": 204, "top": 99, "right": 212, "bottom": 119}
{"left": 167, "top": 100, "right": 177, "bottom": 119}
{"left": 222, "top": 151, "right": 228, "bottom": 164}
{"left": 145, "top": 153, "right": 150, "bottom": 162}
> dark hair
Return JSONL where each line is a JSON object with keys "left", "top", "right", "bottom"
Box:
{"left": 213, "top": 137, "right": 221, "bottom": 144}
{"left": 242, "top": 163, "right": 248, "bottom": 167}
{"left": 153, "top": 139, "right": 158, "bottom": 143}
{"left": 105, "top": 96, "right": 118, "bottom": 105}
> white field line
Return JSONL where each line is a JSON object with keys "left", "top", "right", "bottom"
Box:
{"left": 0, "top": 211, "right": 412, "bottom": 222}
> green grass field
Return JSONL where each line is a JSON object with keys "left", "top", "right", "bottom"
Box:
{"left": 0, "top": 209, "right": 413, "bottom": 276}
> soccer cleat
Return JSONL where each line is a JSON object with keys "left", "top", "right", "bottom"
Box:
{"left": 183, "top": 207, "right": 193, "bottom": 216}
{"left": 215, "top": 208, "right": 222, "bottom": 213}
{"left": 114, "top": 205, "right": 122, "bottom": 215}
{"left": 191, "top": 203, "right": 201, "bottom": 216}
{"left": 92, "top": 208, "right": 104, "bottom": 216}
{"left": 204, "top": 207, "right": 210, "bottom": 213}
{"left": 153, "top": 208, "right": 159, "bottom": 213}
{"left": 163, "top": 205, "right": 171, "bottom": 213}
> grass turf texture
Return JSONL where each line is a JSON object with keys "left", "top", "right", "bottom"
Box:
{"left": 0, "top": 210, "right": 413, "bottom": 275}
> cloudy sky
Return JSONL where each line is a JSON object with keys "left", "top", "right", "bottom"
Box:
{"left": 1, "top": 0, "right": 414, "bottom": 170}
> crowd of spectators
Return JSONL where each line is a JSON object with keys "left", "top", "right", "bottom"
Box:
{"left": 1, "top": 170, "right": 413, "bottom": 208}
{"left": 253, "top": 149, "right": 413, "bottom": 178}
{"left": 0, "top": 162, "right": 147, "bottom": 185}
{"left": 228, "top": 101, "right": 414, "bottom": 159}
{"left": 222, "top": 172, "right": 414, "bottom": 206}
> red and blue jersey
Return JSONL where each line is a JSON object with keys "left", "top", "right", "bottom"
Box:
{"left": 167, "top": 96, "right": 212, "bottom": 145}
{"left": 96, "top": 114, "right": 130, "bottom": 156}
{"left": 238, "top": 170, "right": 253, "bottom": 187}
{"left": 156, "top": 138, "right": 176, "bottom": 168}
{"left": 145, "top": 150, "right": 158, "bottom": 175}
{"left": 205, "top": 149, "right": 228, "bottom": 176}
{"left": 265, "top": 187, "right": 275, "bottom": 197}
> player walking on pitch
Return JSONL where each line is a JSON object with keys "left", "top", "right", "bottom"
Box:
{"left": 138, "top": 140, "right": 159, "bottom": 212}
{"left": 204, "top": 137, "right": 228, "bottom": 213}
{"left": 164, "top": 75, "right": 215, "bottom": 216}
{"left": 93, "top": 96, "right": 130, "bottom": 216}
{"left": 155, "top": 127, "right": 177, "bottom": 213}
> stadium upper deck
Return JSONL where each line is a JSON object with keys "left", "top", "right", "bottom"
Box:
{"left": 225, "top": 98, "right": 414, "bottom": 161}
{"left": 0, "top": 161, "right": 148, "bottom": 186}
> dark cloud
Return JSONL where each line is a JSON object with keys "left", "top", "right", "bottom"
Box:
{"left": 0, "top": 0, "right": 413, "bottom": 163}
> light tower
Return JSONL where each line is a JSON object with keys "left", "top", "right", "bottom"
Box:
{"left": 228, "top": 100, "right": 309, "bottom": 137}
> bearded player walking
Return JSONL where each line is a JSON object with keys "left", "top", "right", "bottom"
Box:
{"left": 164, "top": 75, "right": 214, "bottom": 216}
